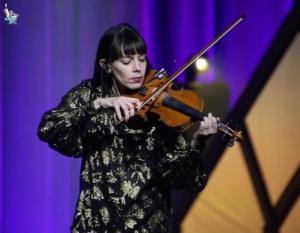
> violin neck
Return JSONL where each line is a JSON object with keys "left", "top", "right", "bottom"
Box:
{"left": 162, "top": 95, "right": 241, "bottom": 143}
{"left": 162, "top": 96, "right": 207, "bottom": 121}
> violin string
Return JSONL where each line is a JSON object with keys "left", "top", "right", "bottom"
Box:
{"left": 142, "top": 91, "right": 215, "bottom": 125}
{"left": 141, "top": 88, "right": 205, "bottom": 119}
{"left": 141, "top": 89, "right": 216, "bottom": 121}
{"left": 140, "top": 89, "right": 208, "bottom": 119}
{"left": 138, "top": 88, "right": 238, "bottom": 137}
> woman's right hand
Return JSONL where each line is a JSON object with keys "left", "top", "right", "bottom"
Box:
{"left": 93, "top": 97, "right": 141, "bottom": 122}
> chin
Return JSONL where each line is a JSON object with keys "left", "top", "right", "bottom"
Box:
{"left": 126, "top": 83, "right": 143, "bottom": 90}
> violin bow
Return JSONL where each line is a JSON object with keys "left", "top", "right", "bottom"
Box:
{"left": 140, "top": 15, "right": 245, "bottom": 108}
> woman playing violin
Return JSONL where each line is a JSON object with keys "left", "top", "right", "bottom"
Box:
{"left": 38, "top": 23, "right": 218, "bottom": 233}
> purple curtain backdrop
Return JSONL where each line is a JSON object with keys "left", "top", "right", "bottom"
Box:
{"left": 1, "top": 0, "right": 293, "bottom": 232}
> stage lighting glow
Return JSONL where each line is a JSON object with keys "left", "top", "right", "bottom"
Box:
{"left": 195, "top": 57, "right": 209, "bottom": 72}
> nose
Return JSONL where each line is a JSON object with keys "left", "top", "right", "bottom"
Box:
{"left": 132, "top": 58, "right": 141, "bottom": 72}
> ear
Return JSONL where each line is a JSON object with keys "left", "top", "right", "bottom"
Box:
{"left": 106, "top": 63, "right": 112, "bottom": 73}
{"left": 99, "top": 59, "right": 112, "bottom": 74}
{"left": 99, "top": 59, "right": 107, "bottom": 70}
{"left": 99, "top": 58, "right": 111, "bottom": 73}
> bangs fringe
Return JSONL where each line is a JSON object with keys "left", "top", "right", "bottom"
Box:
{"left": 109, "top": 28, "right": 147, "bottom": 61}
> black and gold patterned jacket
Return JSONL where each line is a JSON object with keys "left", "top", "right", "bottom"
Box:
{"left": 37, "top": 79, "right": 207, "bottom": 233}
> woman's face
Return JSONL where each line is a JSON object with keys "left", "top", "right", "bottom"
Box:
{"left": 109, "top": 53, "right": 147, "bottom": 90}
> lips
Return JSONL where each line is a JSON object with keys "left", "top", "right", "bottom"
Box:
{"left": 130, "top": 77, "right": 143, "bottom": 83}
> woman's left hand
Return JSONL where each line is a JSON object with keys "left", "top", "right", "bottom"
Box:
{"left": 195, "top": 113, "right": 219, "bottom": 136}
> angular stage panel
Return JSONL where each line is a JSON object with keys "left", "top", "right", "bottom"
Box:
{"left": 181, "top": 31, "right": 300, "bottom": 233}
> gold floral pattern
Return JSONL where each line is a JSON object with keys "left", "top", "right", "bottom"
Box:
{"left": 99, "top": 207, "right": 110, "bottom": 225}
{"left": 125, "top": 218, "right": 137, "bottom": 229}
{"left": 121, "top": 180, "right": 141, "bottom": 199}
{"left": 37, "top": 79, "right": 208, "bottom": 232}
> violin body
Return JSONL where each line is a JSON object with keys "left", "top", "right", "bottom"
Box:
{"left": 126, "top": 69, "right": 242, "bottom": 145}
{"left": 127, "top": 70, "right": 203, "bottom": 130}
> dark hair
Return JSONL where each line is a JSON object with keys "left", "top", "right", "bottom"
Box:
{"left": 91, "top": 23, "right": 151, "bottom": 97}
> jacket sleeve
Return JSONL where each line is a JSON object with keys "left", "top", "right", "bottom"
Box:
{"left": 37, "top": 80, "right": 119, "bottom": 157}
{"left": 158, "top": 132, "right": 208, "bottom": 193}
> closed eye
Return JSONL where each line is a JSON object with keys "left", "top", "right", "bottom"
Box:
{"left": 139, "top": 55, "right": 146, "bottom": 62}
{"left": 120, "top": 58, "right": 131, "bottom": 65}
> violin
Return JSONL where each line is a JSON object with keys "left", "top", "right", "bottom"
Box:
{"left": 127, "top": 16, "right": 244, "bottom": 146}
{"left": 128, "top": 69, "right": 242, "bottom": 146}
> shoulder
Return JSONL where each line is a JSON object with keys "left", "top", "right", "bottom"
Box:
{"left": 62, "top": 79, "right": 102, "bottom": 104}
{"left": 65, "top": 79, "right": 92, "bottom": 98}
